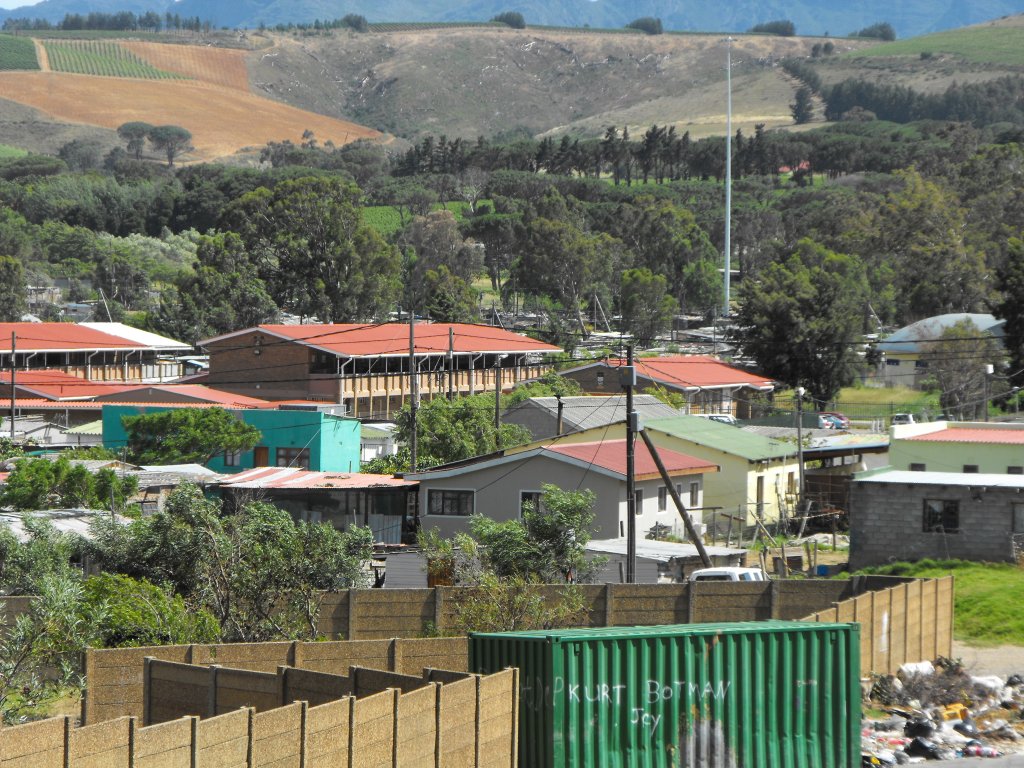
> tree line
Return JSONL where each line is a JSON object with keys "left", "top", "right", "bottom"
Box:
{"left": 3, "top": 11, "right": 213, "bottom": 33}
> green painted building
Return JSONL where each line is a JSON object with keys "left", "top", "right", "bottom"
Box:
{"left": 101, "top": 404, "right": 361, "bottom": 473}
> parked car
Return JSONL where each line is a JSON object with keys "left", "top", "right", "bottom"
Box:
{"left": 891, "top": 413, "right": 917, "bottom": 425}
{"left": 818, "top": 411, "right": 850, "bottom": 429}
{"left": 689, "top": 567, "right": 768, "bottom": 582}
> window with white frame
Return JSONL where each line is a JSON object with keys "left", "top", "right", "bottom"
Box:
{"left": 658, "top": 487, "right": 668, "bottom": 512}
{"left": 224, "top": 449, "right": 242, "bottom": 467}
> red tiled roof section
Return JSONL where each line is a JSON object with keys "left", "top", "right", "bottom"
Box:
{"left": 93, "top": 384, "right": 275, "bottom": 409}
{"left": 0, "top": 323, "right": 145, "bottom": 351}
{"left": 0, "top": 369, "right": 136, "bottom": 399}
{"left": 605, "top": 356, "right": 774, "bottom": 389}
{"left": 906, "top": 427, "right": 1024, "bottom": 444}
{"left": 544, "top": 439, "right": 717, "bottom": 480}
{"left": 247, "top": 323, "right": 560, "bottom": 356}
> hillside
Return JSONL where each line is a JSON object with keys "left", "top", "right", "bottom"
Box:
{"left": 246, "top": 28, "right": 873, "bottom": 141}
{"left": 3, "top": 0, "right": 1024, "bottom": 40}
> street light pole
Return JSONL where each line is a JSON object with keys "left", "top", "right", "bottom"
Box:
{"left": 795, "top": 387, "right": 806, "bottom": 522}
{"left": 722, "top": 36, "right": 734, "bottom": 318}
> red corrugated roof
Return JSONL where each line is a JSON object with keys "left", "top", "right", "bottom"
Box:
{"left": 203, "top": 323, "right": 560, "bottom": 357}
{"left": 0, "top": 369, "right": 136, "bottom": 400}
{"left": 597, "top": 356, "right": 774, "bottom": 389}
{"left": 544, "top": 439, "right": 717, "bottom": 480}
{"left": 0, "top": 323, "right": 147, "bottom": 352}
{"left": 93, "top": 384, "right": 275, "bottom": 409}
{"left": 906, "top": 427, "right": 1024, "bottom": 444}
{"left": 217, "top": 467, "right": 415, "bottom": 489}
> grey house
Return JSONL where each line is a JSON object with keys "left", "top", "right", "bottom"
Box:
{"left": 502, "top": 394, "right": 682, "bottom": 441}
{"left": 848, "top": 468, "right": 1024, "bottom": 569}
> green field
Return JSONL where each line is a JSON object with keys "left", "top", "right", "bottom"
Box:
{"left": 0, "top": 145, "right": 27, "bottom": 159}
{"left": 849, "top": 25, "right": 1024, "bottom": 66}
{"left": 42, "top": 39, "right": 182, "bottom": 79}
{"left": 858, "top": 560, "right": 1024, "bottom": 646}
{"left": 362, "top": 200, "right": 476, "bottom": 236}
{"left": 0, "top": 33, "right": 40, "bottom": 70}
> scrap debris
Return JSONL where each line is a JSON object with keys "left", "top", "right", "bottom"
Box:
{"left": 862, "top": 657, "right": 1024, "bottom": 764}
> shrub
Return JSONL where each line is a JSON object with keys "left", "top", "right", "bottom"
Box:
{"left": 851, "top": 21, "right": 896, "bottom": 41}
{"left": 341, "top": 14, "right": 368, "bottom": 32}
{"left": 626, "top": 17, "right": 663, "bottom": 35}
{"left": 749, "top": 20, "right": 796, "bottom": 36}
{"left": 490, "top": 11, "right": 525, "bottom": 29}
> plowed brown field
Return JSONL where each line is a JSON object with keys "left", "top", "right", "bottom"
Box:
{"left": 121, "top": 42, "right": 250, "bottom": 90}
{"left": 0, "top": 72, "right": 381, "bottom": 161}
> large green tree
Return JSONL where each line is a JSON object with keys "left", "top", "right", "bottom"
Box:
{"left": 121, "top": 407, "right": 261, "bottom": 465}
{"left": 0, "top": 456, "right": 137, "bottom": 513}
{"left": 921, "top": 318, "right": 1006, "bottom": 419}
{"left": 993, "top": 237, "right": 1024, "bottom": 388}
{"left": 0, "top": 256, "right": 27, "bottom": 321}
{"left": 147, "top": 125, "right": 192, "bottom": 167}
{"left": 736, "top": 239, "right": 869, "bottom": 405}
{"left": 222, "top": 177, "right": 401, "bottom": 321}
{"left": 88, "top": 485, "right": 373, "bottom": 641}
{"left": 619, "top": 267, "right": 678, "bottom": 343}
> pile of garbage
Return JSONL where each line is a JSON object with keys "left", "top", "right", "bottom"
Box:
{"left": 862, "top": 657, "right": 1024, "bottom": 764}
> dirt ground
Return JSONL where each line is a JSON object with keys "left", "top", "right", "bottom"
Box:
{"left": 952, "top": 642, "right": 1024, "bottom": 679}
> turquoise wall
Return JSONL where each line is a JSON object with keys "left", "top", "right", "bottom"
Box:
{"left": 101, "top": 405, "right": 361, "bottom": 473}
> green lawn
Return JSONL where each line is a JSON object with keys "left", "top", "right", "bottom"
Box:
{"left": 858, "top": 560, "right": 1024, "bottom": 646}
{"left": 848, "top": 26, "right": 1024, "bottom": 66}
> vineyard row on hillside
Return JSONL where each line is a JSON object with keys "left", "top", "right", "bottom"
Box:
{"left": 41, "top": 39, "right": 183, "bottom": 79}
{"left": 0, "top": 33, "right": 39, "bottom": 70}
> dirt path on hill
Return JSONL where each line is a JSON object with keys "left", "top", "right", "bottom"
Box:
{"left": 33, "top": 39, "right": 50, "bottom": 72}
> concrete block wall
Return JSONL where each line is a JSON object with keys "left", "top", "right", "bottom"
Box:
{"left": 849, "top": 481, "right": 1020, "bottom": 569}
{"left": 3, "top": 668, "right": 518, "bottom": 768}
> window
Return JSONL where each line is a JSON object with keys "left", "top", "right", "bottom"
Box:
{"left": 910, "top": 463, "right": 926, "bottom": 472}
{"left": 224, "top": 449, "right": 242, "bottom": 467}
{"left": 787, "top": 472, "right": 795, "bottom": 495}
{"left": 1014, "top": 503, "right": 1024, "bottom": 533}
{"left": 633, "top": 489, "right": 643, "bottom": 515}
{"left": 923, "top": 499, "right": 959, "bottom": 534}
{"left": 428, "top": 489, "right": 473, "bottom": 517}
{"left": 963, "top": 465, "right": 979, "bottom": 474}
{"left": 689, "top": 482, "right": 700, "bottom": 508}
{"left": 658, "top": 487, "right": 668, "bottom": 512}
{"left": 520, "top": 491, "right": 542, "bottom": 516}
{"left": 1008, "top": 466, "right": 1023, "bottom": 475}
{"left": 276, "top": 447, "right": 310, "bottom": 468}
{"left": 596, "top": 372, "right": 605, "bottom": 386}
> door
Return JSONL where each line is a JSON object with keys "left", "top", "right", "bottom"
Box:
{"left": 253, "top": 446, "right": 269, "bottom": 467}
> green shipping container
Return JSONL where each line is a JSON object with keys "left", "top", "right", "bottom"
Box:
{"left": 470, "top": 621, "right": 860, "bottom": 768}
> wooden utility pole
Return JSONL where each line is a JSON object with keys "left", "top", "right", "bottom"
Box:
{"left": 9, "top": 331, "right": 15, "bottom": 442}
{"left": 623, "top": 345, "right": 637, "bottom": 583}
{"left": 638, "top": 429, "right": 713, "bottom": 568}
{"left": 447, "top": 327, "right": 455, "bottom": 400}
{"left": 409, "top": 313, "right": 418, "bottom": 472}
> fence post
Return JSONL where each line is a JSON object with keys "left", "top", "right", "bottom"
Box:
{"left": 208, "top": 665, "right": 221, "bottom": 718}
{"left": 510, "top": 668, "right": 520, "bottom": 768}
{"left": 390, "top": 638, "right": 404, "bottom": 673}
{"left": 347, "top": 697, "right": 356, "bottom": 768}
{"left": 143, "top": 657, "right": 153, "bottom": 726}
{"left": 391, "top": 688, "right": 401, "bottom": 768}
{"left": 190, "top": 715, "right": 198, "bottom": 768}
{"left": 604, "top": 584, "right": 615, "bottom": 626}
{"left": 770, "top": 580, "right": 781, "bottom": 619}
{"left": 299, "top": 700, "right": 308, "bottom": 768}
{"left": 434, "top": 587, "right": 445, "bottom": 634}
{"left": 434, "top": 682, "right": 443, "bottom": 766}
{"left": 348, "top": 589, "right": 358, "bottom": 640}
{"left": 474, "top": 675, "right": 482, "bottom": 768}
{"left": 128, "top": 716, "right": 137, "bottom": 765}
{"left": 246, "top": 707, "right": 255, "bottom": 768}
{"left": 63, "top": 715, "right": 71, "bottom": 768}
{"left": 278, "top": 666, "right": 289, "bottom": 707}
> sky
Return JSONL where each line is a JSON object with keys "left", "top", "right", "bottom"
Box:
{"left": 0, "top": 0, "right": 39, "bottom": 8}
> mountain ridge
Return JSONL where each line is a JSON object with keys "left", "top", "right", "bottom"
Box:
{"left": 2, "top": 0, "right": 1024, "bottom": 39}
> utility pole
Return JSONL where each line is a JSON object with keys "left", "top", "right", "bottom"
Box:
{"left": 494, "top": 355, "right": 507, "bottom": 447}
{"left": 722, "top": 36, "right": 734, "bottom": 318}
{"left": 795, "top": 387, "right": 806, "bottom": 522}
{"left": 447, "top": 326, "right": 455, "bottom": 401}
{"left": 623, "top": 345, "right": 637, "bottom": 583}
{"left": 9, "top": 331, "right": 15, "bottom": 442}
{"left": 556, "top": 394, "right": 564, "bottom": 436}
{"left": 638, "top": 430, "right": 712, "bottom": 568}
{"left": 409, "top": 311, "right": 418, "bottom": 472}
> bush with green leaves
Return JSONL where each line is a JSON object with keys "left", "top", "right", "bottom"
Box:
{"left": 490, "top": 11, "right": 525, "bottom": 29}
{"left": 0, "top": 456, "right": 137, "bottom": 513}
{"left": 626, "top": 17, "right": 663, "bottom": 35}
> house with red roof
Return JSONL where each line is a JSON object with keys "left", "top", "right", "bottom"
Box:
{"left": 405, "top": 438, "right": 718, "bottom": 540}
{"left": 888, "top": 421, "right": 1024, "bottom": 474}
{"left": 554, "top": 356, "right": 775, "bottom": 419}
{"left": 198, "top": 323, "right": 561, "bottom": 419}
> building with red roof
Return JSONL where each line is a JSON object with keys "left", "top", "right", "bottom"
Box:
{"left": 555, "top": 356, "right": 775, "bottom": 419}
{"left": 0, "top": 322, "right": 191, "bottom": 384}
{"left": 888, "top": 421, "right": 1024, "bottom": 474}
{"left": 198, "top": 323, "right": 561, "bottom": 418}
{"left": 405, "top": 437, "right": 717, "bottom": 540}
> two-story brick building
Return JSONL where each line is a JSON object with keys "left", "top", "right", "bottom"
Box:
{"left": 198, "top": 323, "right": 560, "bottom": 419}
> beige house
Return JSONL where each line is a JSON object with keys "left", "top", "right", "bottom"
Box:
{"left": 506, "top": 416, "right": 801, "bottom": 527}
{"left": 405, "top": 438, "right": 717, "bottom": 541}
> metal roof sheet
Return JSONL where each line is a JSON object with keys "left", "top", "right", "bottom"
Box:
{"left": 586, "top": 537, "right": 745, "bottom": 561}
{"left": 0, "top": 322, "right": 146, "bottom": 352}
{"left": 904, "top": 426, "right": 1024, "bottom": 444}
{"left": 216, "top": 467, "right": 415, "bottom": 489}
{"left": 560, "top": 356, "right": 775, "bottom": 390}
{"left": 646, "top": 415, "right": 796, "bottom": 461}
{"left": 80, "top": 322, "right": 191, "bottom": 351}
{"left": 201, "top": 323, "right": 561, "bottom": 357}
{"left": 854, "top": 468, "right": 1024, "bottom": 487}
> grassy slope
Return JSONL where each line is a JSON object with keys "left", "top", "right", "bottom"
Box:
{"left": 859, "top": 560, "right": 1024, "bottom": 646}
{"left": 848, "top": 18, "right": 1024, "bottom": 65}
{"left": 0, "top": 144, "right": 26, "bottom": 158}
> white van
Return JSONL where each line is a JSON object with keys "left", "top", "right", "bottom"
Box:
{"left": 689, "top": 567, "right": 768, "bottom": 582}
